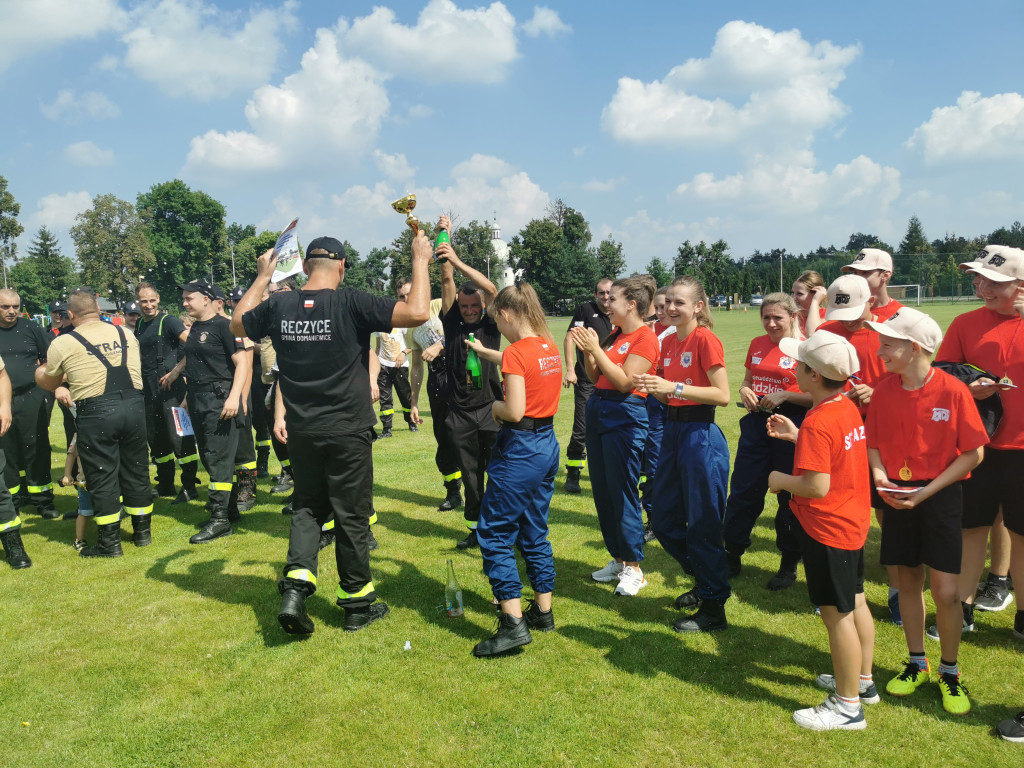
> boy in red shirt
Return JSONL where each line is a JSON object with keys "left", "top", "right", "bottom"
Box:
{"left": 841, "top": 248, "right": 904, "bottom": 322}
{"left": 767, "top": 331, "right": 874, "bottom": 731}
{"left": 866, "top": 308, "right": 987, "bottom": 714}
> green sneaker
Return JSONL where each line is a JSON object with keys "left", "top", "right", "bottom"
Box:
{"left": 938, "top": 672, "right": 971, "bottom": 715}
{"left": 886, "top": 660, "right": 930, "bottom": 697}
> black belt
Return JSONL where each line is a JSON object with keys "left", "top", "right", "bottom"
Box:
{"left": 77, "top": 388, "right": 142, "bottom": 409}
{"left": 12, "top": 383, "right": 38, "bottom": 397}
{"left": 666, "top": 404, "right": 716, "bottom": 423}
{"left": 592, "top": 389, "right": 641, "bottom": 402}
{"left": 505, "top": 416, "right": 554, "bottom": 431}
{"left": 189, "top": 381, "right": 232, "bottom": 394}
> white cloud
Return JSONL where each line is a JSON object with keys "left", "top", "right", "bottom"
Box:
{"left": 185, "top": 28, "right": 390, "bottom": 172}
{"left": 373, "top": 150, "right": 416, "bottom": 182}
{"left": 29, "top": 191, "right": 94, "bottom": 232}
{"left": 907, "top": 91, "right": 1024, "bottom": 164}
{"left": 121, "top": 0, "right": 299, "bottom": 101}
{"left": 338, "top": 0, "right": 519, "bottom": 84}
{"left": 64, "top": 141, "right": 116, "bottom": 166}
{"left": 582, "top": 178, "right": 623, "bottom": 193}
{"left": 408, "top": 104, "right": 435, "bottom": 119}
{"left": 572, "top": 146, "right": 586, "bottom": 157}
{"left": 0, "top": 0, "right": 126, "bottom": 74}
{"left": 41, "top": 90, "right": 120, "bottom": 122}
{"left": 522, "top": 7, "right": 571, "bottom": 38}
{"left": 602, "top": 20, "right": 860, "bottom": 148}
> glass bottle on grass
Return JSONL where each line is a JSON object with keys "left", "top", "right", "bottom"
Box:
{"left": 465, "top": 332, "right": 482, "bottom": 390}
{"left": 445, "top": 558, "right": 464, "bottom": 618}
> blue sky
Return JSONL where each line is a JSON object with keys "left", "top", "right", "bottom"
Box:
{"left": 3, "top": 0, "right": 1024, "bottom": 276}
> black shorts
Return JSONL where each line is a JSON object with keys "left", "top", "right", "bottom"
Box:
{"left": 962, "top": 448, "right": 1024, "bottom": 534}
{"left": 799, "top": 526, "right": 864, "bottom": 613}
{"left": 879, "top": 481, "right": 962, "bottom": 573}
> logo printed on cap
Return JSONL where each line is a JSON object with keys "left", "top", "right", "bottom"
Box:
{"left": 988, "top": 254, "right": 1006, "bottom": 267}
{"left": 834, "top": 293, "right": 851, "bottom": 305}
{"left": 854, "top": 254, "right": 866, "bottom": 261}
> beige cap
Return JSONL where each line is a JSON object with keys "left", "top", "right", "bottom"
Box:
{"left": 842, "top": 248, "right": 893, "bottom": 273}
{"left": 958, "top": 244, "right": 1024, "bottom": 283}
{"left": 866, "top": 306, "right": 943, "bottom": 354}
{"left": 825, "top": 274, "right": 871, "bottom": 321}
{"left": 780, "top": 330, "right": 860, "bottom": 382}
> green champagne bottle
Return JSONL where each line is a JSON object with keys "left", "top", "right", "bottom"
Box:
{"left": 466, "top": 332, "right": 483, "bottom": 390}
{"left": 434, "top": 229, "right": 450, "bottom": 262}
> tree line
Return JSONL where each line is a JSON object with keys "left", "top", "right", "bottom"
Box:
{"left": 0, "top": 174, "right": 1018, "bottom": 316}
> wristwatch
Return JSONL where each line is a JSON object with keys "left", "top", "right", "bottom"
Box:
{"left": 674, "top": 382, "right": 685, "bottom": 399}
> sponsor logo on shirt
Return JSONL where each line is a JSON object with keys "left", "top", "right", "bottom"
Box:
{"left": 681, "top": 352, "right": 692, "bottom": 367}
{"left": 751, "top": 356, "right": 762, "bottom": 365}
{"left": 199, "top": 332, "right": 208, "bottom": 343}
{"left": 932, "top": 408, "right": 951, "bottom": 422}
{"left": 617, "top": 342, "right": 631, "bottom": 355}
{"left": 779, "top": 356, "right": 796, "bottom": 369}
{"left": 573, "top": 321, "right": 584, "bottom": 328}
{"left": 664, "top": 357, "right": 671, "bottom": 367}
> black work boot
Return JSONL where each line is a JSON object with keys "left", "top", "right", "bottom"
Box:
{"left": 277, "top": 582, "right": 315, "bottom": 635}
{"left": 725, "top": 548, "right": 743, "bottom": 578}
{"left": 523, "top": 600, "right": 555, "bottom": 632}
{"left": 235, "top": 469, "right": 257, "bottom": 512}
{"left": 1, "top": 529, "right": 32, "bottom": 569}
{"left": 674, "top": 587, "right": 700, "bottom": 610}
{"left": 227, "top": 484, "right": 241, "bottom": 522}
{"left": 368, "top": 527, "right": 379, "bottom": 551}
{"left": 673, "top": 598, "right": 728, "bottom": 633}
{"left": 380, "top": 416, "right": 393, "bottom": 438}
{"left": 256, "top": 446, "right": 271, "bottom": 478}
{"left": 271, "top": 470, "right": 293, "bottom": 494}
{"left": 343, "top": 602, "right": 390, "bottom": 632}
{"left": 131, "top": 514, "right": 152, "bottom": 547}
{"left": 80, "top": 522, "right": 124, "bottom": 558}
{"left": 36, "top": 499, "right": 60, "bottom": 520}
{"left": 564, "top": 466, "right": 582, "bottom": 494}
{"left": 766, "top": 551, "right": 800, "bottom": 591}
{"left": 438, "top": 478, "right": 462, "bottom": 511}
{"left": 473, "top": 612, "right": 533, "bottom": 657}
{"left": 318, "top": 529, "right": 335, "bottom": 551}
{"left": 190, "top": 510, "right": 233, "bottom": 544}
{"left": 173, "top": 461, "right": 199, "bottom": 505}
{"left": 155, "top": 460, "right": 177, "bottom": 497}
{"left": 456, "top": 529, "right": 478, "bottom": 550}
{"left": 281, "top": 497, "right": 293, "bottom": 515}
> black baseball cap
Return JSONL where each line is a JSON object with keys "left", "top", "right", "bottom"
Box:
{"left": 178, "top": 280, "right": 219, "bottom": 300}
{"left": 125, "top": 301, "right": 141, "bottom": 315}
{"left": 305, "top": 236, "right": 346, "bottom": 261}
{"left": 228, "top": 286, "right": 245, "bottom": 301}
{"left": 211, "top": 284, "right": 226, "bottom": 301}
{"left": 50, "top": 301, "right": 68, "bottom": 314}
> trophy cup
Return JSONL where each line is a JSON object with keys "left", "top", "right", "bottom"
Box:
{"left": 391, "top": 194, "right": 418, "bottom": 234}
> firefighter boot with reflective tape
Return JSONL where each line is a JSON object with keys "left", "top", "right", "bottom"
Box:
{"left": 256, "top": 445, "right": 271, "bottom": 478}
{"left": 190, "top": 510, "right": 233, "bottom": 544}
{"left": 277, "top": 583, "right": 314, "bottom": 635}
{"left": 1, "top": 529, "right": 31, "bottom": 569}
{"left": 131, "top": 514, "right": 152, "bottom": 547}
{"left": 80, "top": 522, "right": 124, "bottom": 559}
{"left": 235, "top": 469, "right": 257, "bottom": 513}
{"left": 564, "top": 466, "right": 582, "bottom": 494}
{"left": 438, "top": 478, "right": 462, "bottom": 511}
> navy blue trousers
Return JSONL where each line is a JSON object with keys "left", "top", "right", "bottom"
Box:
{"left": 651, "top": 419, "right": 731, "bottom": 602}
{"left": 478, "top": 425, "right": 559, "bottom": 600}
{"left": 641, "top": 396, "right": 666, "bottom": 514}
{"left": 722, "top": 410, "right": 805, "bottom": 556}
{"left": 586, "top": 394, "right": 648, "bottom": 563}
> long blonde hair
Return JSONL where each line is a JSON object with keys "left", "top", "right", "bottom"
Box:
{"left": 670, "top": 275, "right": 713, "bottom": 329}
{"left": 491, "top": 282, "right": 553, "bottom": 342}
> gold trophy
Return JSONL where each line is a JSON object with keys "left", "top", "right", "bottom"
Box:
{"left": 391, "top": 194, "right": 418, "bottom": 234}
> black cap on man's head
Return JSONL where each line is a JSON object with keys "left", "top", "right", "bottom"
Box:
{"left": 50, "top": 301, "right": 68, "bottom": 314}
{"left": 228, "top": 286, "right": 245, "bottom": 301}
{"left": 125, "top": 301, "right": 141, "bottom": 315}
{"left": 305, "top": 236, "right": 346, "bottom": 261}
{"left": 178, "top": 279, "right": 219, "bottom": 300}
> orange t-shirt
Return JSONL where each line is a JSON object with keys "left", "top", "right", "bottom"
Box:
{"left": 937, "top": 307, "right": 1023, "bottom": 450}
{"left": 866, "top": 369, "right": 988, "bottom": 481}
{"left": 661, "top": 326, "right": 725, "bottom": 407}
{"left": 817, "top": 320, "right": 888, "bottom": 387}
{"left": 791, "top": 395, "right": 871, "bottom": 550}
{"left": 594, "top": 325, "right": 658, "bottom": 397}
{"left": 744, "top": 334, "right": 800, "bottom": 395}
{"left": 501, "top": 336, "right": 562, "bottom": 419}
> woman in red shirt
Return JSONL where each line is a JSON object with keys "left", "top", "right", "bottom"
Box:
{"left": 467, "top": 282, "right": 563, "bottom": 657}
{"left": 792, "top": 270, "right": 827, "bottom": 338}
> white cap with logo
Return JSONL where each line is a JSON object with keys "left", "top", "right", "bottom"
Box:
{"left": 958, "top": 244, "right": 1024, "bottom": 283}
{"left": 842, "top": 248, "right": 893, "bottom": 274}
{"left": 866, "top": 306, "right": 943, "bottom": 354}
{"left": 825, "top": 274, "right": 871, "bottom": 322}
{"left": 779, "top": 331, "right": 860, "bottom": 382}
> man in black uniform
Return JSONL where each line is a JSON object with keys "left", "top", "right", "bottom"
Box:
{"left": 124, "top": 301, "right": 142, "bottom": 331}
{"left": 435, "top": 216, "right": 501, "bottom": 550}
{"left": 180, "top": 280, "right": 250, "bottom": 543}
{"left": 230, "top": 285, "right": 274, "bottom": 478}
{"left": 0, "top": 289, "right": 57, "bottom": 519}
{"left": 36, "top": 289, "right": 152, "bottom": 556}
{"left": 0, "top": 356, "right": 30, "bottom": 568}
{"left": 562, "top": 279, "right": 613, "bottom": 493}
{"left": 135, "top": 282, "right": 201, "bottom": 504}
{"left": 234, "top": 232, "right": 432, "bottom": 634}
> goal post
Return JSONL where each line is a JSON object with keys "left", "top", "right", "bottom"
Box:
{"left": 888, "top": 284, "right": 921, "bottom": 305}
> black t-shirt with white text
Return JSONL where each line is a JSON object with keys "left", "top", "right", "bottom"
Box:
{"left": 0, "top": 318, "right": 51, "bottom": 390}
{"left": 242, "top": 287, "right": 397, "bottom": 436}
{"left": 135, "top": 312, "right": 186, "bottom": 379}
{"left": 184, "top": 315, "right": 243, "bottom": 386}
{"left": 442, "top": 305, "right": 503, "bottom": 411}
{"left": 569, "top": 300, "right": 612, "bottom": 379}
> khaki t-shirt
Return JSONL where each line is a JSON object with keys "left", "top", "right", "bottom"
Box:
{"left": 406, "top": 298, "right": 444, "bottom": 353}
{"left": 46, "top": 321, "right": 143, "bottom": 401}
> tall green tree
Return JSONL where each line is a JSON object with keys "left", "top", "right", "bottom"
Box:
{"left": 595, "top": 238, "right": 626, "bottom": 279}
{"left": 71, "top": 194, "right": 156, "bottom": 306}
{"left": 546, "top": 199, "right": 591, "bottom": 249}
{"left": 9, "top": 259, "right": 47, "bottom": 314}
{"left": 0, "top": 175, "right": 24, "bottom": 289}
{"left": 674, "top": 239, "right": 732, "bottom": 295}
{"left": 987, "top": 221, "right": 1024, "bottom": 249}
{"left": 897, "top": 215, "right": 938, "bottom": 294}
{"left": 137, "top": 179, "right": 229, "bottom": 298}
{"left": 643, "top": 257, "right": 672, "bottom": 287}
{"left": 26, "top": 226, "right": 77, "bottom": 303}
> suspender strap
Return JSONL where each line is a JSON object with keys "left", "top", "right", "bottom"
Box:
{"left": 68, "top": 325, "right": 128, "bottom": 371}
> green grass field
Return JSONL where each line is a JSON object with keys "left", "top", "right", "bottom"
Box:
{"left": 3, "top": 298, "right": 1022, "bottom": 767}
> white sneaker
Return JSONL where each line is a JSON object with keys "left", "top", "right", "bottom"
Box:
{"left": 793, "top": 695, "right": 866, "bottom": 731}
{"left": 592, "top": 559, "right": 624, "bottom": 583}
{"left": 814, "top": 673, "right": 880, "bottom": 705}
{"left": 613, "top": 565, "right": 647, "bottom": 596}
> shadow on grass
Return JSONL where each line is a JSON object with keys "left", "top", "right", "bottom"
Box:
{"left": 146, "top": 550, "right": 298, "bottom": 648}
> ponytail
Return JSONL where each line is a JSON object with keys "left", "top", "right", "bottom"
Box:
{"left": 669, "top": 275, "right": 713, "bottom": 330}
{"left": 491, "top": 282, "right": 553, "bottom": 343}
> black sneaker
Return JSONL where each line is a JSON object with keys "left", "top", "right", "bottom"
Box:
{"left": 381, "top": 429, "right": 393, "bottom": 439}
{"left": 975, "top": 576, "right": 1013, "bottom": 612}
{"left": 998, "top": 712, "right": 1024, "bottom": 743}
{"left": 523, "top": 600, "right": 555, "bottom": 632}
{"left": 673, "top": 599, "right": 727, "bottom": 633}
{"left": 343, "top": 602, "right": 389, "bottom": 632}
{"left": 473, "top": 613, "right": 532, "bottom": 657}
{"left": 271, "top": 474, "right": 293, "bottom": 494}
{"left": 456, "top": 530, "right": 479, "bottom": 550}
{"left": 766, "top": 567, "right": 798, "bottom": 591}
{"left": 674, "top": 587, "right": 700, "bottom": 610}
{"left": 281, "top": 501, "right": 293, "bottom": 515}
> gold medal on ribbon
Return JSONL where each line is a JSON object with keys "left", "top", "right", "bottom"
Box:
{"left": 1000, "top": 376, "right": 1014, "bottom": 387}
{"left": 898, "top": 462, "right": 913, "bottom": 481}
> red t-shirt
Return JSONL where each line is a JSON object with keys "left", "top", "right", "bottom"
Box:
{"left": 791, "top": 395, "right": 871, "bottom": 550}
{"left": 817, "top": 320, "right": 888, "bottom": 388}
{"left": 661, "top": 326, "right": 726, "bottom": 407}
{"left": 501, "top": 336, "right": 562, "bottom": 419}
{"left": 872, "top": 299, "right": 904, "bottom": 322}
{"left": 744, "top": 334, "right": 800, "bottom": 395}
{"left": 798, "top": 307, "right": 827, "bottom": 339}
{"left": 867, "top": 369, "right": 989, "bottom": 481}
{"left": 595, "top": 325, "right": 658, "bottom": 397}
{"left": 937, "top": 307, "right": 1024, "bottom": 450}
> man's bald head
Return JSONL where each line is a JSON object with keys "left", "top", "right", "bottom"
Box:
{"left": 0, "top": 289, "right": 20, "bottom": 328}
{"left": 68, "top": 290, "right": 100, "bottom": 324}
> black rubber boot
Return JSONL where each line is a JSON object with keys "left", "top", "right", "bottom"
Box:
{"left": 131, "top": 515, "right": 152, "bottom": 547}
{"left": 277, "top": 583, "right": 315, "bottom": 635}
{"left": 523, "top": 600, "right": 555, "bottom": 632}
{"left": 80, "top": 522, "right": 124, "bottom": 558}
{"left": 256, "top": 446, "right": 271, "bottom": 479}
{"left": 235, "top": 469, "right": 257, "bottom": 512}
{"left": 155, "top": 460, "right": 176, "bottom": 497}
{"left": 473, "top": 612, "right": 533, "bottom": 657}
{"left": 564, "top": 466, "right": 582, "bottom": 494}
{"left": 343, "top": 602, "right": 390, "bottom": 632}
{"left": 438, "top": 479, "right": 462, "bottom": 511}
{"left": 766, "top": 551, "right": 800, "bottom": 591}
{"left": 190, "top": 510, "right": 233, "bottom": 544}
{"left": 1, "top": 529, "right": 32, "bottom": 569}
{"left": 673, "top": 598, "right": 728, "bottom": 633}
